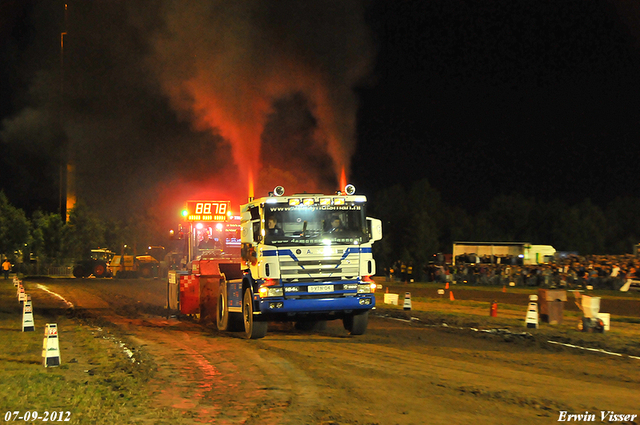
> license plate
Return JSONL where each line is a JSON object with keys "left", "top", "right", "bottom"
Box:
{"left": 308, "top": 284, "right": 334, "bottom": 293}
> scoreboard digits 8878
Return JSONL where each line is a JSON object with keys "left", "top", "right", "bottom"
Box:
{"left": 185, "top": 201, "right": 230, "bottom": 222}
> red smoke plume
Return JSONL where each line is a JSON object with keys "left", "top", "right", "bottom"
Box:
{"left": 150, "top": 1, "right": 372, "bottom": 199}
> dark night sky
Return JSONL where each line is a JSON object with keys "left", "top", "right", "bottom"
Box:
{"left": 2, "top": 0, "right": 640, "bottom": 223}
{"left": 353, "top": 0, "right": 640, "bottom": 212}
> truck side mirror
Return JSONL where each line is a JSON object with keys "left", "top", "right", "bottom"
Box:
{"left": 367, "top": 217, "right": 382, "bottom": 242}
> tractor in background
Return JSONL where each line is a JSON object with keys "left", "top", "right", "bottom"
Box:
{"left": 72, "top": 248, "right": 115, "bottom": 278}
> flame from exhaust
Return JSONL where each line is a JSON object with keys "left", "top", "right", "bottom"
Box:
{"left": 248, "top": 169, "right": 254, "bottom": 200}
{"left": 340, "top": 166, "right": 347, "bottom": 193}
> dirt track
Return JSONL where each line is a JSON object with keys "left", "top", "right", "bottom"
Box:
{"left": 381, "top": 282, "right": 640, "bottom": 318}
{"left": 24, "top": 278, "right": 640, "bottom": 425}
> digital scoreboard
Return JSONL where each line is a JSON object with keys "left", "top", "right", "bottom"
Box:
{"left": 184, "top": 201, "right": 230, "bottom": 222}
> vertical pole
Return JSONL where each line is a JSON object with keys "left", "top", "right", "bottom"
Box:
{"left": 59, "top": 3, "right": 67, "bottom": 220}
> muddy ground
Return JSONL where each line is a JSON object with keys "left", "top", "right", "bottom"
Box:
{"left": 15, "top": 278, "right": 640, "bottom": 424}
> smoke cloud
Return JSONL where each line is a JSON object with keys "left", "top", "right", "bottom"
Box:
{"left": 143, "top": 0, "right": 373, "bottom": 194}
{"left": 0, "top": 0, "right": 374, "bottom": 230}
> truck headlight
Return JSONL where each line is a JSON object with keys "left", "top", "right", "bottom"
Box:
{"left": 357, "top": 284, "right": 372, "bottom": 294}
{"left": 259, "top": 286, "right": 283, "bottom": 297}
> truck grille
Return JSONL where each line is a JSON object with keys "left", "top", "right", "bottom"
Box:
{"left": 279, "top": 251, "right": 359, "bottom": 282}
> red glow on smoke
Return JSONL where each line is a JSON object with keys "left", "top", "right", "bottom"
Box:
{"left": 173, "top": 61, "right": 352, "bottom": 198}
{"left": 152, "top": 3, "right": 373, "bottom": 208}
{"left": 183, "top": 78, "right": 271, "bottom": 194}
{"left": 153, "top": 173, "right": 247, "bottom": 232}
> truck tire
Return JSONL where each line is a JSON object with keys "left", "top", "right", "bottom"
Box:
{"left": 216, "top": 283, "right": 242, "bottom": 332}
{"left": 343, "top": 310, "right": 369, "bottom": 335}
{"left": 295, "top": 320, "right": 328, "bottom": 332}
{"left": 140, "top": 266, "right": 152, "bottom": 278}
{"left": 243, "top": 288, "right": 267, "bottom": 339}
{"left": 73, "top": 266, "right": 85, "bottom": 278}
{"left": 93, "top": 263, "right": 106, "bottom": 278}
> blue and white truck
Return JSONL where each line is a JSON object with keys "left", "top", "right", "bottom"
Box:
{"left": 216, "top": 184, "right": 382, "bottom": 339}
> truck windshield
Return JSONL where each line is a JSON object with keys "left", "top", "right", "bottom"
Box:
{"left": 264, "top": 203, "right": 368, "bottom": 246}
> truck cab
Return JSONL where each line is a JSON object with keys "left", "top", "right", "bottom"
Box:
{"left": 218, "top": 184, "right": 383, "bottom": 338}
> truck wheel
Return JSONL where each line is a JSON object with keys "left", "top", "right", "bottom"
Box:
{"left": 295, "top": 320, "right": 327, "bottom": 331}
{"left": 73, "top": 266, "right": 85, "bottom": 278}
{"left": 93, "top": 263, "right": 106, "bottom": 278}
{"left": 243, "top": 288, "right": 267, "bottom": 339}
{"left": 216, "top": 284, "right": 242, "bottom": 332}
{"left": 343, "top": 310, "right": 369, "bottom": 335}
{"left": 140, "top": 266, "right": 152, "bottom": 278}
{"left": 217, "top": 290, "right": 229, "bottom": 331}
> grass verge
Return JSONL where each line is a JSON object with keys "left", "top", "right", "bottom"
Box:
{"left": 0, "top": 282, "right": 185, "bottom": 425}
{"left": 374, "top": 282, "right": 640, "bottom": 358}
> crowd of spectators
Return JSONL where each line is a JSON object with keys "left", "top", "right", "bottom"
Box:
{"left": 390, "top": 254, "right": 640, "bottom": 290}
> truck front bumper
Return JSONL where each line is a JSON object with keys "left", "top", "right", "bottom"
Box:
{"left": 258, "top": 294, "right": 375, "bottom": 314}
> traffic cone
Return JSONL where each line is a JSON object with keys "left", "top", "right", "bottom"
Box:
{"left": 490, "top": 300, "right": 498, "bottom": 317}
{"left": 449, "top": 291, "right": 455, "bottom": 301}
{"left": 445, "top": 282, "right": 449, "bottom": 289}
{"left": 403, "top": 292, "right": 412, "bottom": 310}
{"left": 42, "top": 324, "right": 61, "bottom": 367}
{"left": 22, "top": 300, "right": 35, "bottom": 332}
{"left": 525, "top": 302, "right": 539, "bottom": 329}
{"left": 385, "top": 287, "right": 389, "bottom": 293}
{"left": 502, "top": 285, "right": 506, "bottom": 293}
{"left": 18, "top": 287, "right": 26, "bottom": 303}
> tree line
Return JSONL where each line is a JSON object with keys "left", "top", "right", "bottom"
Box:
{"left": 0, "top": 192, "right": 164, "bottom": 266}
{"left": 3, "top": 180, "right": 638, "bottom": 274}
{"left": 369, "top": 179, "right": 640, "bottom": 276}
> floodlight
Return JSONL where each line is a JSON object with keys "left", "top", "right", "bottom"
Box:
{"left": 344, "top": 184, "right": 356, "bottom": 195}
